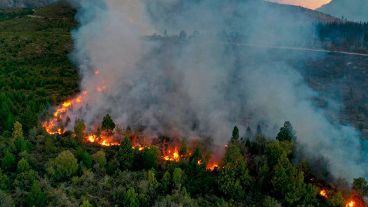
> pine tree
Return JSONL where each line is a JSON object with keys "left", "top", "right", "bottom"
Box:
{"left": 101, "top": 114, "right": 115, "bottom": 132}
{"left": 26, "top": 181, "right": 47, "bottom": 207}
{"left": 276, "top": 121, "right": 296, "bottom": 142}
{"left": 231, "top": 126, "right": 240, "bottom": 142}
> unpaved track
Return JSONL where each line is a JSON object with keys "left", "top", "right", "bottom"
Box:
{"left": 228, "top": 42, "right": 368, "bottom": 57}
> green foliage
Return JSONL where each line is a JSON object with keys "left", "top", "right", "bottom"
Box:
{"left": 179, "top": 142, "right": 188, "bottom": 158}
{"left": 92, "top": 150, "right": 106, "bottom": 169}
{"left": 142, "top": 147, "right": 160, "bottom": 170}
{"left": 218, "top": 143, "right": 252, "bottom": 200}
{"left": 74, "top": 119, "right": 86, "bottom": 142}
{"left": 276, "top": 121, "right": 295, "bottom": 142}
{"left": 184, "top": 147, "right": 212, "bottom": 195}
{"left": 76, "top": 149, "right": 93, "bottom": 169}
{"left": 101, "top": 114, "right": 115, "bottom": 132}
{"left": 262, "top": 196, "right": 282, "bottom": 207}
{"left": 118, "top": 137, "right": 134, "bottom": 170}
{"left": 14, "top": 169, "right": 38, "bottom": 191}
{"left": 12, "top": 121, "right": 23, "bottom": 140}
{"left": 47, "top": 150, "right": 78, "bottom": 181}
{"left": 123, "top": 187, "right": 139, "bottom": 207}
{"left": 14, "top": 136, "right": 31, "bottom": 153}
{"left": 231, "top": 126, "right": 240, "bottom": 142}
{"left": 265, "top": 141, "right": 287, "bottom": 168}
{"left": 0, "top": 9, "right": 32, "bottom": 21}
{"left": 328, "top": 192, "right": 345, "bottom": 207}
{"left": 1, "top": 150, "right": 16, "bottom": 171}
{"left": 147, "top": 170, "right": 159, "bottom": 194}
{"left": 0, "top": 190, "right": 15, "bottom": 207}
{"left": 0, "top": 3, "right": 78, "bottom": 133}
{"left": 271, "top": 154, "right": 317, "bottom": 206}
{"left": 153, "top": 188, "right": 198, "bottom": 207}
{"left": 80, "top": 199, "right": 93, "bottom": 207}
{"left": 17, "top": 158, "right": 30, "bottom": 173}
{"left": 26, "top": 181, "right": 47, "bottom": 207}
{"left": 352, "top": 177, "right": 368, "bottom": 197}
{"left": 0, "top": 170, "right": 10, "bottom": 191}
{"left": 0, "top": 94, "right": 15, "bottom": 131}
{"left": 162, "top": 171, "right": 171, "bottom": 193}
{"left": 172, "top": 168, "right": 184, "bottom": 190}
{"left": 44, "top": 136, "right": 57, "bottom": 153}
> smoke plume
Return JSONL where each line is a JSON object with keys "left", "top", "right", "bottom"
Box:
{"left": 67, "top": 0, "right": 367, "bottom": 181}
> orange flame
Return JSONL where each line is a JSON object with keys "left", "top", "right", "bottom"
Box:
{"left": 319, "top": 189, "right": 328, "bottom": 199}
{"left": 207, "top": 163, "right": 219, "bottom": 171}
{"left": 42, "top": 95, "right": 85, "bottom": 135}
{"left": 346, "top": 200, "right": 355, "bottom": 207}
{"left": 86, "top": 134, "right": 120, "bottom": 147}
{"left": 163, "top": 148, "right": 180, "bottom": 162}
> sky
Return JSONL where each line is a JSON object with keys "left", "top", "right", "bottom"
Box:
{"left": 271, "top": 0, "right": 332, "bottom": 9}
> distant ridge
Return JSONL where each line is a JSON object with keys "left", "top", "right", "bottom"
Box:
{"left": 0, "top": 0, "right": 341, "bottom": 25}
{"left": 265, "top": 1, "right": 341, "bottom": 23}
{"left": 319, "top": 0, "right": 368, "bottom": 22}
{"left": 0, "top": 0, "right": 58, "bottom": 8}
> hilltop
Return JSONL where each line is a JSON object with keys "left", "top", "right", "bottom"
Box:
{"left": 0, "top": 0, "right": 57, "bottom": 8}
{"left": 319, "top": 0, "right": 368, "bottom": 22}
{"left": 265, "top": 1, "right": 340, "bottom": 23}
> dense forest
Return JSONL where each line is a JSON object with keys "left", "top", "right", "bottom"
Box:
{"left": 1, "top": 2, "right": 368, "bottom": 207}
{"left": 317, "top": 22, "right": 368, "bottom": 52}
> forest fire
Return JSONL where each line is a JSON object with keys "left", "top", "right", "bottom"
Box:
{"left": 42, "top": 92, "right": 86, "bottom": 135}
{"left": 41, "top": 62, "right": 222, "bottom": 168}
{"left": 42, "top": 97, "right": 219, "bottom": 169}
{"left": 318, "top": 188, "right": 363, "bottom": 207}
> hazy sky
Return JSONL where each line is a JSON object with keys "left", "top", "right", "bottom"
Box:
{"left": 271, "top": 0, "right": 332, "bottom": 9}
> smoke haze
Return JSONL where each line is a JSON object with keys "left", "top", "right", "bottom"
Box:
{"left": 67, "top": 0, "right": 367, "bottom": 181}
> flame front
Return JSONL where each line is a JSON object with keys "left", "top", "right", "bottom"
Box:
{"left": 86, "top": 134, "right": 120, "bottom": 147}
{"left": 42, "top": 90, "right": 219, "bottom": 169}
{"left": 43, "top": 96, "right": 83, "bottom": 135}
{"left": 163, "top": 148, "right": 180, "bottom": 162}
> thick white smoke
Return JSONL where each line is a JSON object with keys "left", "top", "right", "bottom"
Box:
{"left": 67, "top": 0, "right": 367, "bottom": 181}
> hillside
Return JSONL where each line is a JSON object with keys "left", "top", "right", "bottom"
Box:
{"left": 319, "top": 0, "right": 368, "bottom": 22}
{"left": 0, "top": 1, "right": 78, "bottom": 132}
{"left": 266, "top": 1, "right": 340, "bottom": 23}
{"left": 0, "top": 2, "right": 367, "bottom": 207}
{"left": 0, "top": 0, "right": 340, "bottom": 24}
{"left": 0, "top": 0, "right": 57, "bottom": 8}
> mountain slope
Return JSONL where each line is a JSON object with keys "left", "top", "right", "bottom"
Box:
{"left": 267, "top": 1, "right": 340, "bottom": 23}
{"left": 0, "top": 0, "right": 57, "bottom": 8}
{"left": 319, "top": 0, "right": 368, "bottom": 22}
{"left": 0, "top": 0, "right": 340, "bottom": 24}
